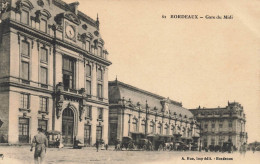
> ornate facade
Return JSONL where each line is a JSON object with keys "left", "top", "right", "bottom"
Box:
{"left": 108, "top": 80, "right": 200, "bottom": 147}
{"left": 0, "top": 0, "right": 111, "bottom": 146}
{"left": 189, "top": 102, "right": 247, "bottom": 150}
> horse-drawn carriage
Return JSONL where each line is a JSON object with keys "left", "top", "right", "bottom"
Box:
{"left": 137, "top": 139, "right": 153, "bottom": 151}
{"left": 118, "top": 137, "right": 153, "bottom": 151}
{"left": 120, "top": 136, "right": 135, "bottom": 150}
{"left": 176, "top": 141, "right": 189, "bottom": 151}
{"left": 46, "top": 130, "right": 63, "bottom": 148}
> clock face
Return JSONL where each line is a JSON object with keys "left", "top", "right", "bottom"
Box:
{"left": 66, "top": 25, "right": 75, "bottom": 39}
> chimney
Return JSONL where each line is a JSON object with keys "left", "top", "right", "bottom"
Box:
{"left": 69, "top": 2, "right": 79, "bottom": 15}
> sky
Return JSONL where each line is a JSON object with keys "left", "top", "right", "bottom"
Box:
{"left": 64, "top": 0, "right": 260, "bottom": 143}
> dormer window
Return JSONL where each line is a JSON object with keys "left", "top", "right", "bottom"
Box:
{"left": 21, "top": 10, "right": 29, "bottom": 25}
{"left": 40, "top": 19, "right": 47, "bottom": 33}
{"left": 98, "top": 47, "right": 103, "bottom": 57}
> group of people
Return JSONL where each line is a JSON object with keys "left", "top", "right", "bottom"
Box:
{"left": 95, "top": 140, "right": 109, "bottom": 152}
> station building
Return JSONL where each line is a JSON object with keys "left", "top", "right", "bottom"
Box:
{"left": 189, "top": 102, "right": 248, "bottom": 150}
{"left": 0, "top": 0, "right": 111, "bottom": 146}
{"left": 108, "top": 80, "right": 200, "bottom": 146}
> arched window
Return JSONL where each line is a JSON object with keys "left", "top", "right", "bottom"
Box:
{"left": 171, "top": 125, "right": 175, "bottom": 135}
{"left": 141, "top": 120, "right": 145, "bottom": 134}
{"left": 132, "top": 118, "right": 138, "bottom": 132}
{"left": 165, "top": 124, "right": 170, "bottom": 135}
{"left": 150, "top": 122, "right": 155, "bottom": 134}
{"left": 158, "top": 123, "right": 162, "bottom": 134}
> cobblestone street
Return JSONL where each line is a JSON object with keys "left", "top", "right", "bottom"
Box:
{"left": 0, "top": 146, "right": 259, "bottom": 164}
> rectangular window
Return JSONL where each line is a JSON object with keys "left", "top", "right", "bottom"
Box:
{"left": 211, "top": 138, "right": 215, "bottom": 145}
{"left": 39, "top": 97, "right": 48, "bottom": 113}
{"left": 82, "top": 42, "right": 86, "bottom": 50}
{"left": 219, "top": 124, "right": 223, "bottom": 128}
{"left": 40, "top": 67, "right": 48, "bottom": 84}
{"left": 212, "top": 124, "right": 215, "bottom": 128}
{"left": 141, "top": 123, "right": 145, "bottom": 134}
{"left": 98, "top": 47, "right": 102, "bottom": 57}
{"left": 172, "top": 126, "right": 175, "bottom": 135}
{"left": 15, "top": 13, "right": 21, "bottom": 22}
{"left": 165, "top": 127, "right": 169, "bottom": 135}
{"left": 62, "top": 56, "right": 75, "bottom": 90}
{"left": 40, "top": 48, "right": 48, "bottom": 63}
{"left": 20, "top": 93, "right": 29, "bottom": 109}
{"left": 96, "top": 126, "right": 102, "bottom": 142}
{"left": 21, "top": 41, "right": 29, "bottom": 57}
{"left": 98, "top": 108, "right": 103, "bottom": 120}
{"left": 21, "top": 11, "right": 29, "bottom": 25}
{"left": 158, "top": 125, "right": 162, "bottom": 134}
{"left": 97, "top": 69, "right": 103, "bottom": 81}
{"left": 38, "top": 120, "right": 48, "bottom": 131}
{"left": 133, "top": 122, "right": 137, "bottom": 132}
{"left": 97, "top": 84, "right": 103, "bottom": 98}
{"left": 91, "top": 46, "right": 95, "bottom": 54}
{"left": 19, "top": 118, "right": 29, "bottom": 143}
{"left": 84, "top": 125, "right": 91, "bottom": 145}
{"left": 150, "top": 125, "right": 155, "bottom": 134}
{"left": 40, "top": 19, "right": 47, "bottom": 33}
{"left": 36, "top": 22, "right": 40, "bottom": 30}
{"left": 86, "top": 41, "right": 90, "bottom": 52}
{"left": 85, "top": 65, "right": 91, "bottom": 77}
{"left": 22, "top": 61, "right": 29, "bottom": 80}
{"left": 204, "top": 124, "right": 208, "bottom": 129}
{"left": 86, "top": 106, "right": 92, "bottom": 119}
{"left": 86, "top": 80, "right": 91, "bottom": 95}
{"left": 229, "top": 121, "right": 232, "bottom": 128}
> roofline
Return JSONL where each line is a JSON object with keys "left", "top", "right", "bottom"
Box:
{"left": 189, "top": 107, "right": 227, "bottom": 111}
{"left": 53, "top": 0, "right": 97, "bottom": 27}
{"left": 109, "top": 80, "right": 183, "bottom": 107}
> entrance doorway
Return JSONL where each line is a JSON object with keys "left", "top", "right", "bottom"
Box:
{"left": 62, "top": 108, "right": 74, "bottom": 146}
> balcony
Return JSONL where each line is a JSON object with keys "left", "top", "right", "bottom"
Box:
{"left": 64, "top": 87, "right": 78, "bottom": 94}
{"left": 19, "top": 108, "right": 31, "bottom": 113}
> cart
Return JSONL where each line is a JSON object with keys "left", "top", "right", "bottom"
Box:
{"left": 46, "top": 130, "right": 62, "bottom": 148}
{"left": 121, "top": 136, "right": 135, "bottom": 150}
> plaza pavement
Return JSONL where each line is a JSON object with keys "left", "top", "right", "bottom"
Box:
{"left": 0, "top": 146, "right": 259, "bottom": 164}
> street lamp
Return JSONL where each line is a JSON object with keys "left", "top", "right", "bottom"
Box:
{"left": 198, "top": 122, "right": 203, "bottom": 152}
{"left": 145, "top": 100, "right": 149, "bottom": 138}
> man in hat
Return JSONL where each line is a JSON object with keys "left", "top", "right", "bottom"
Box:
{"left": 30, "top": 128, "right": 48, "bottom": 164}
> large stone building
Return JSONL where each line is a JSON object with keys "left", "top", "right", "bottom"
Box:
{"left": 0, "top": 0, "right": 111, "bottom": 146}
{"left": 108, "top": 80, "right": 200, "bottom": 147}
{"left": 189, "top": 102, "right": 247, "bottom": 150}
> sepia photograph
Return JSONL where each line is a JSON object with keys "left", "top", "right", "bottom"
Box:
{"left": 0, "top": 0, "right": 259, "bottom": 163}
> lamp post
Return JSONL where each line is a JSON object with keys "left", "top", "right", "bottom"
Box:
{"left": 145, "top": 100, "right": 149, "bottom": 138}
{"left": 174, "top": 112, "right": 177, "bottom": 126}
{"left": 198, "top": 122, "right": 203, "bottom": 152}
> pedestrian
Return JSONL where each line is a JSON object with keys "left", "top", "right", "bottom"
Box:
{"left": 30, "top": 128, "right": 48, "bottom": 164}
{"left": 105, "top": 144, "right": 108, "bottom": 150}
{"left": 96, "top": 140, "right": 99, "bottom": 152}
{"left": 239, "top": 143, "right": 247, "bottom": 157}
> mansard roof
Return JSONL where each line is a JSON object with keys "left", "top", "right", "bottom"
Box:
{"left": 109, "top": 80, "right": 194, "bottom": 118}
